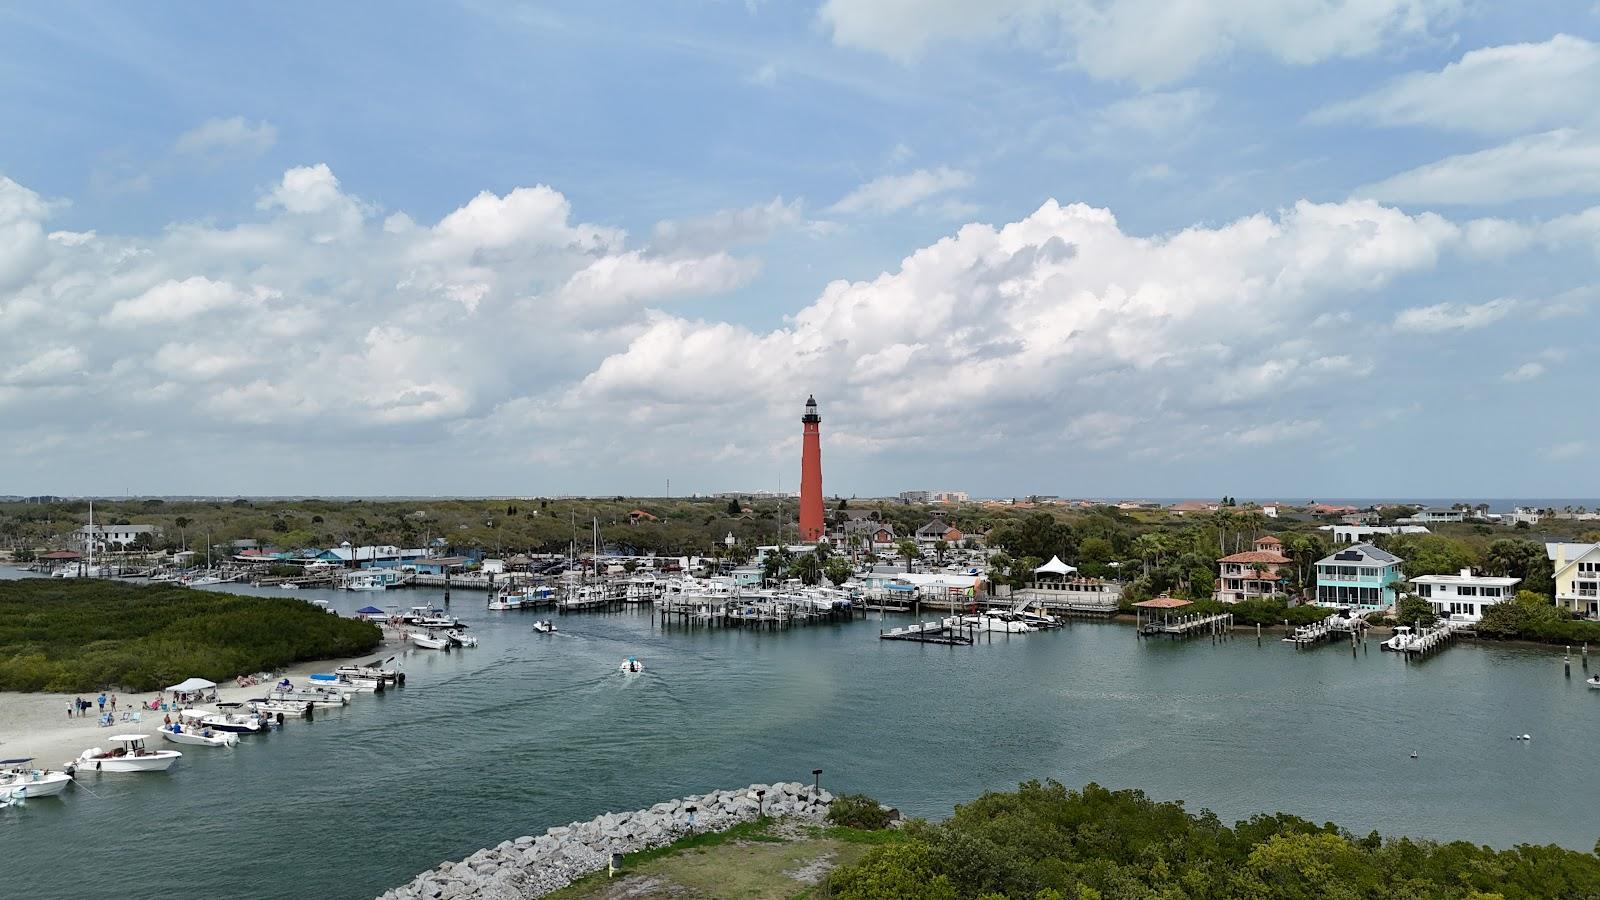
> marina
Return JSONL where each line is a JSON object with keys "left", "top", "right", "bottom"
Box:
{"left": 4, "top": 570, "right": 1598, "bottom": 900}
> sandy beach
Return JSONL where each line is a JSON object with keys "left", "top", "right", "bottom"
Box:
{"left": 0, "top": 639, "right": 398, "bottom": 768}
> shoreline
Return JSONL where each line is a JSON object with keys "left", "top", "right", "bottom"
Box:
{"left": 0, "top": 638, "right": 397, "bottom": 767}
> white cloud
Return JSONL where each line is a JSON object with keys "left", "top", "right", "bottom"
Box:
{"left": 1545, "top": 441, "right": 1585, "bottom": 460}
{"left": 818, "top": 0, "right": 1463, "bottom": 87}
{"left": 1501, "top": 362, "right": 1545, "bottom": 382}
{"left": 748, "top": 63, "right": 779, "bottom": 86}
{"left": 1310, "top": 35, "right": 1600, "bottom": 135}
{"left": 174, "top": 116, "right": 278, "bottom": 157}
{"left": 1358, "top": 129, "right": 1600, "bottom": 205}
{"left": 828, "top": 167, "right": 973, "bottom": 216}
{"left": 554, "top": 251, "right": 761, "bottom": 314}
{"left": 1131, "top": 163, "right": 1176, "bottom": 183}
{"left": 1392, "top": 298, "right": 1515, "bottom": 332}
{"left": 1232, "top": 420, "right": 1324, "bottom": 446}
{"left": 650, "top": 198, "right": 803, "bottom": 255}
{"left": 2, "top": 346, "right": 84, "bottom": 386}
{"left": 104, "top": 276, "right": 249, "bottom": 325}
{"left": 1095, "top": 90, "right": 1214, "bottom": 140}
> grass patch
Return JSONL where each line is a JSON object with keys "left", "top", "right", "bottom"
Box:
{"left": 0, "top": 579, "right": 381, "bottom": 691}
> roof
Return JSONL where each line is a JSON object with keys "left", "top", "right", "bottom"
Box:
{"left": 1134, "top": 596, "right": 1192, "bottom": 609}
{"left": 420, "top": 556, "right": 470, "bottom": 566}
{"left": 1218, "top": 550, "right": 1291, "bottom": 564}
{"left": 916, "top": 519, "right": 950, "bottom": 535}
{"left": 1316, "top": 542, "right": 1401, "bottom": 565}
{"left": 1255, "top": 535, "right": 1283, "bottom": 545}
{"left": 1410, "top": 571, "right": 1521, "bottom": 587}
{"left": 1034, "top": 556, "right": 1077, "bottom": 576}
{"left": 1546, "top": 542, "right": 1600, "bottom": 563}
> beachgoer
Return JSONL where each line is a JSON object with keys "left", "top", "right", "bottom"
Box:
{"left": 110, "top": 693, "right": 117, "bottom": 710}
{"left": 97, "top": 693, "right": 105, "bottom": 711}
{"left": 67, "top": 702, "right": 73, "bottom": 718}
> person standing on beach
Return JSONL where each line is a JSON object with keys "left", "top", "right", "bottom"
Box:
{"left": 97, "top": 693, "right": 106, "bottom": 712}
{"left": 67, "top": 701, "right": 73, "bottom": 718}
{"left": 110, "top": 693, "right": 117, "bottom": 711}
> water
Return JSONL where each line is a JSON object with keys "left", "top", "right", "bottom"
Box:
{"left": 6, "top": 578, "right": 1598, "bottom": 899}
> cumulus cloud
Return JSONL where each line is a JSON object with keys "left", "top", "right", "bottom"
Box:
{"left": 828, "top": 167, "right": 972, "bottom": 216}
{"left": 1310, "top": 35, "right": 1600, "bottom": 135}
{"left": 1501, "top": 362, "right": 1545, "bottom": 382}
{"left": 819, "top": 0, "right": 1463, "bottom": 87}
{"left": 1392, "top": 298, "right": 1516, "bottom": 332}
{"left": 174, "top": 116, "right": 278, "bottom": 157}
{"left": 1357, "top": 129, "right": 1600, "bottom": 205}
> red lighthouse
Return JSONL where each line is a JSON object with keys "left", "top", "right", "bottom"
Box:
{"left": 799, "top": 395, "right": 825, "bottom": 543}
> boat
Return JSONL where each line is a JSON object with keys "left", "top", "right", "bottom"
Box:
{"left": 268, "top": 681, "right": 349, "bottom": 707}
{"left": 159, "top": 715, "right": 239, "bottom": 748}
{"left": 249, "top": 698, "right": 314, "bottom": 719}
{"left": 1381, "top": 626, "right": 1415, "bottom": 652}
{"left": 74, "top": 735, "right": 181, "bottom": 773}
{"left": 198, "top": 704, "right": 270, "bottom": 734}
{"left": 308, "top": 672, "right": 382, "bottom": 693}
{"left": 533, "top": 620, "right": 557, "bottom": 634}
{"left": 402, "top": 606, "right": 464, "bottom": 629}
{"left": 410, "top": 631, "right": 451, "bottom": 650}
{"left": 447, "top": 631, "right": 478, "bottom": 648}
{"left": 488, "top": 586, "right": 535, "bottom": 611}
{"left": 1588, "top": 675, "right": 1600, "bottom": 689}
{"left": 334, "top": 659, "right": 403, "bottom": 685}
{"left": 619, "top": 657, "right": 644, "bottom": 674}
{"left": 0, "top": 759, "right": 73, "bottom": 799}
{"left": 279, "top": 583, "right": 300, "bottom": 590}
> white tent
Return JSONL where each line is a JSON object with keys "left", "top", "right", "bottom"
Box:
{"left": 166, "top": 677, "right": 218, "bottom": 693}
{"left": 1033, "top": 556, "right": 1077, "bottom": 576}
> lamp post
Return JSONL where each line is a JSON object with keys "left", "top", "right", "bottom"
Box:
{"left": 755, "top": 788, "right": 766, "bottom": 817}
{"left": 812, "top": 768, "right": 823, "bottom": 802}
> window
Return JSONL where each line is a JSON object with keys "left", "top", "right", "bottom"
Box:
{"left": 1417, "top": 584, "right": 1432, "bottom": 597}
{"left": 1459, "top": 586, "right": 1478, "bottom": 597}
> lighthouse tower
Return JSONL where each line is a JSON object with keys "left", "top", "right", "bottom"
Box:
{"left": 798, "top": 395, "right": 825, "bottom": 542}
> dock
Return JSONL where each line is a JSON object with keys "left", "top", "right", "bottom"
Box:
{"left": 1405, "top": 620, "right": 1466, "bottom": 657}
{"left": 878, "top": 620, "right": 974, "bottom": 645}
{"left": 1138, "top": 612, "right": 1234, "bottom": 639}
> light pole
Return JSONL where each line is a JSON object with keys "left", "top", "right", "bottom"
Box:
{"left": 755, "top": 788, "right": 766, "bottom": 817}
{"left": 812, "top": 768, "right": 823, "bottom": 803}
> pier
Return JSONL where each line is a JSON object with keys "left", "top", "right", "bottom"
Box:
{"left": 878, "top": 620, "right": 974, "bottom": 645}
{"left": 1404, "top": 620, "right": 1467, "bottom": 657}
{"left": 657, "top": 595, "right": 859, "bottom": 630}
{"left": 1132, "top": 596, "right": 1233, "bottom": 640}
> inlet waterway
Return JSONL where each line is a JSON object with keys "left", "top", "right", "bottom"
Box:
{"left": 5, "top": 575, "right": 1597, "bottom": 899}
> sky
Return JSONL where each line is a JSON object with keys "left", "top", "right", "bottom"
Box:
{"left": 0, "top": 1, "right": 1595, "bottom": 499}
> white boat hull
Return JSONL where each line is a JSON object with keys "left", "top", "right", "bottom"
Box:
{"left": 410, "top": 633, "right": 450, "bottom": 650}
{"left": 160, "top": 727, "right": 238, "bottom": 748}
{"left": 77, "top": 752, "right": 180, "bottom": 773}
{"left": 0, "top": 772, "right": 72, "bottom": 798}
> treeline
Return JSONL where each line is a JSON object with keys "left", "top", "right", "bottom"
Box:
{"left": 0, "top": 580, "right": 381, "bottom": 692}
{"left": 826, "top": 781, "right": 1600, "bottom": 899}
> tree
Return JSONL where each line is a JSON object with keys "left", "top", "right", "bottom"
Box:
{"left": 174, "top": 516, "right": 191, "bottom": 550}
{"left": 896, "top": 539, "right": 920, "bottom": 573}
{"left": 933, "top": 539, "right": 948, "bottom": 565}
{"left": 791, "top": 552, "right": 822, "bottom": 586}
{"left": 1397, "top": 595, "right": 1436, "bottom": 628}
{"left": 726, "top": 498, "right": 742, "bottom": 517}
{"left": 989, "top": 513, "right": 1077, "bottom": 565}
{"left": 1133, "top": 533, "right": 1167, "bottom": 577}
{"left": 825, "top": 557, "right": 853, "bottom": 587}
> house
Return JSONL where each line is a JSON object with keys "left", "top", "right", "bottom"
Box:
{"left": 1509, "top": 507, "right": 1542, "bottom": 526}
{"left": 1547, "top": 543, "right": 1600, "bottom": 619}
{"left": 915, "top": 519, "right": 964, "bottom": 546}
{"left": 1213, "top": 535, "right": 1293, "bottom": 603}
{"left": 411, "top": 556, "right": 470, "bottom": 575}
{"left": 1261, "top": 505, "right": 1279, "bottom": 519}
{"left": 1340, "top": 511, "right": 1379, "bottom": 525}
{"left": 1168, "top": 500, "right": 1217, "bottom": 515}
{"left": 1402, "top": 507, "right": 1464, "bottom": 524}
{"left": 1308, "top": 503, "right": 1359, "bottom": 517}
{"left": 869, "top": 524, "right": 899, "bottom": 553}
{"left": 315, "top": 544, "right": 427, "bottom": 569}
{"left": 75, "top": 523, "right": 160, "bottom": 550}
{"left": 1326, "top": 524, "right": 1430, "bottom": 544}
{"left": 1410, "top": 568, "right": 1520, "bottom": 623}
{"left": 1313, "top": 543, "right": 1404, "bottom": 610}
{"left": 1014, "top": 556, "right": 1121, "bottom": 612}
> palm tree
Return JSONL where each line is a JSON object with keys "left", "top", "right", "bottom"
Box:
{"left": 933, "top": 539, "right": 949, "bottom": 565}
{"left": 1133, "top": 533, "right": 1166, "bottom": 578}
{"left": 896, "top": 539, "right": 920, "bottom": 573}
{"left": 174, "top": 516, "right": 190, "bottom": 551}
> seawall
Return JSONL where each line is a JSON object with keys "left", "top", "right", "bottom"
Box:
{"left": 379, "top": 780, "right": 835, "bottom": 900}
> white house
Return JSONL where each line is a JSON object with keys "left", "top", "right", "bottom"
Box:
{"left": 76, "top": 523, "right": 160, "bottom": 550}
{"left": 1324, "top": 524, "right": 1430, "bottom": 544}
{"left": 1401, "top": 507, "right": 1464, "bottom": 524}
{"left": 1547, "top": 542, "right": 1600, "bottom": 619}
{"left": 1409, "top": 568, "right": 1520, "bottom": 623}
{"left": 1509, "top": 507, "right": 1542, "bottom": 526}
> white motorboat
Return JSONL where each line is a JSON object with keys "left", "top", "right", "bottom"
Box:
{"left": 1381, "top": 626, "right": 1415, "bottom": 652}
{"left": 249, "top": 698, "right": 314, "bottom": 719}
{"left": 279, "top": 583, "right": 300, "bottom": 590}
{"left": 948, "top": 613, "right": 1031, "bottom": 633}
{"left": 533, "top": 620, "right": 557, "bottom": 634}
{"left": 1587, "top": 675, "right": 1600, "bottom": 689}
{"left": 447, "top": 631, "right": 478, "bottom": 648}
{"left": 74, "top": 735, "right": 181, "bottom": 773}
{"left": 410, "top": 631, "right": 451, "bottom": 650}
{"left": 268, "top": 682, "right": 349, "bottom": 707}
{"left": 159, "top": 718, "right": 239, "bottom": 748}
{"left": 334, "top": 659, "right": 403, "bottom": 685}
{"left": 0, "top": 759, "right": 73, "bottom": 799}
{"left": 619, "top": 657, "right": 644, "bottom": 674}
{"left": 308, "top": 672, "right": 382, "bottom": 693}
{"left": 198, "top": 704, "right": 269, "bottom": 734}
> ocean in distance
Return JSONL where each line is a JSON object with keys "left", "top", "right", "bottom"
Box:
{"left": 4, "top": 573, "right": 1596, "bottom": 900}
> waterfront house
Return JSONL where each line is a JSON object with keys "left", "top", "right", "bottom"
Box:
{"left": 1547, "top": 542, "right": 1600, "bottom": 619}
{"left": 1410, "top": 568, "right": 1520, "bottom": 623}
{"left": 1312, "top": 543, "right": 1404, "bottom": 610}
{"left": 75, "top": 523, "right": 160, "bottom": 550}
{"left": 316, "top": 543, "right": 427, "bottom": 569}
{"left": 1013, "top": 556, "right": 1121, "bottom": 612}
{"left": 1402, "top": 507, "right": 1465, "bottom": 524}
{"left": 869, "top": 524, "right": 899, "bottom": 553}
{"left": 1213, "top": 536, "right": 1293, "bottom": 603}
{"left": 1308, "top": 503, "right": 1359, "bottom": 517}
{"left": 1509, "top": 507, "right": 1542, "bottom": 526}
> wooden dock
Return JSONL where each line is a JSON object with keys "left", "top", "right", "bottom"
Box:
{"left": 879, "top": 620, "right": 974, "bottom": 645}
{"left": 657, "top": 596, "right": 859, "bottom": 630}
{"left": 1405, "top": 620, "right": 1465, "bottom": 657}
{"left": 1284, "top": 614, "right": 1371, "bottom": 649}
{"left": 1138, "top": 612, "right": 1234, "bottom": 639}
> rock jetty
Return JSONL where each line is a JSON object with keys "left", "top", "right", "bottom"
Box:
{"left": 378, "top": 781, "right": 834, "bottom": 900}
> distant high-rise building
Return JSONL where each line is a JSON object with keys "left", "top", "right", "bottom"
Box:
{"left": 799, "top": 395, "right": 824, "bottom": 542}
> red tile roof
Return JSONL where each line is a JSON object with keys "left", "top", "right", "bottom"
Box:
{"left": 1218, "top": 550, "right": 1291, "bottom": 564}
{"left": 1134, "top": 596, "right": 1192, "bottom": 609}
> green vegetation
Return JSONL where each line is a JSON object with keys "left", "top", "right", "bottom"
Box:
{"left": 827, "top": 794, "right": 897, "bottom": 831}
{"left": 826, "top": 781, "right": 1600, "bottom": 899}
{"left": 0, "top": 579, "right": 381, "bottom": 692}
{"left": 1477, "top": 589, "right": 1600, "bottom": 643}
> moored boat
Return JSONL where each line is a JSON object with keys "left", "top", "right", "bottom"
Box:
{"left": 74, "top": 735, "right": 181, "bottom": 773}
{"left": 198, "top": 703, "right": 270, "bottom": 734}
{"left": 249, "top": 698, "right": 314, "bottom": 719}
{"left": 159, "top": 715, "right": 239, "bottom": 748}
{"left": 0, "top": 759, "right": 73, "bottom": 799}
{"left": 1381, "top": 626, "right": 1415, "bottom": 652}
{"left": 409, "top": 631, "right": 450, "bottom": 650}
{"left": 619, "top": 656, "right": 644, "bottom": 674}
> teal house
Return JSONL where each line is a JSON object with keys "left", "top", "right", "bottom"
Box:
{"left": 1313, "top": 543, "right": 1404, "bottom": 610}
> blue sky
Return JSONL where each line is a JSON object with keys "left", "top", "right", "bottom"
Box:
{"left": 0, "top": 1, "right": 1596, "bottom": 499}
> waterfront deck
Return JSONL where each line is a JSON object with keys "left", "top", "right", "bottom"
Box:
{"left": 1138, "top": 612, "right": 1234, "bottom": 639}
{"left": 878, "top": 620, "right": 974, "bottom": 644}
